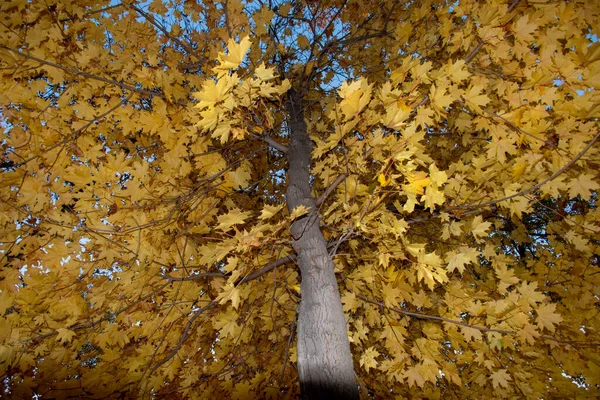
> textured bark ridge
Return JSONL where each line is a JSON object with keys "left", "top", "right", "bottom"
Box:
{"left": 285, "top": 90, "right": 359, "bottom": 400}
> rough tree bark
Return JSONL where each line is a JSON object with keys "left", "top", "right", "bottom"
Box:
{"left": 285, "top": 89, "right": 359, "bottom": 400}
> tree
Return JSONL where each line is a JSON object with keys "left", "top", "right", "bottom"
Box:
{"left": 1, "top": 0, "right": 599, "bottom": 398}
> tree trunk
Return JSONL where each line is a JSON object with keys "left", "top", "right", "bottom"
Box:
{"left": 285, "top": 90, "right": 359, "bottom": 400}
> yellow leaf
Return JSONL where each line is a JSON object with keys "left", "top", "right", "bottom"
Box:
{"left": 338, "top": 79, "right": 372, "bottom": 118}
{"left": 487, "top": 137, "right": 517, "bottom": 164}
{"left": 568, "top": 173, "right": 598, "bottom": 199}
{"left": 341, "top": 291, "right": 359, "bottom": 313}
{"left": 378, "top": 173, "right": 391, "bottom": 187}
{"left": 255, "top": 63, "right": 277, "bottom": 81}
{"left": 193, "top": 77, "right": 236, "bottom": 110}
{"left": 511, "top": 159, "right": 528, "bottom": 181}
{"left": 512, "top": 15, "right": 537, "bottom": 43}
{"left": 227, "top": 161, "right": 252, "bottom": 189}
{"left": 359, "top": 347, "right": 379, "bottom": 372}
{"left": 518, "top": 281, "right": 546, "bottom": 306}
{"left": 463, "top": 84, "right": 490, "bottom": 113}
{"left": 259, "top": 204, "right": 284, "bottom": 220}
{"left": 290, "top": 205, "right": 310, "bottom": 220}
{"left": 461, "top": 326, "right": 483, "bottom": 342}
{"left": 535, "top": 303, "right": 563, "bottom": 333}
{"left": 232, "top": 382, "right": 253, "bottom": 400}
{"left": 470, "top": 215, "right": 491, "bottom": 240}
{"left": 217, "top": 36, "right": 252, "bottom": 71}
{"left": 446, "top": 59, "right": 470, "bottom": 83}
{"left": 445, "top": 250, "right": 473, "bottom": 274}
{"left": 403, "top": 365, "right": 425, "bottom": 388}
{"left": 216, "top": 209, "right": 252, "bottom": 231}
{"left": 217, "top": 283, "right": 241, "bottom": 309}
{"left": 403, "top": 171, "right": 430, "bottom": 195}
{"left": 490, "top": 369, "right": 512, "bottom": 389}
{"left": 56, "top": 328, "right": 76, "bottom": 343}
{"left": 430, "top": 83, "right": 453, "bottom": 113}
{"left": 428, "top": 164, "right": 447, "bottom": 186}
{"left": 297, "top": 35, "right": 310, "bottom": 50}
{"left": 383, "top": 103, "right": 411, "bottom": 129}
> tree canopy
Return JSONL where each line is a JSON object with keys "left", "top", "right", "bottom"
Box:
{"left": 1, "top": 0, "right": 599, "bottom": 398}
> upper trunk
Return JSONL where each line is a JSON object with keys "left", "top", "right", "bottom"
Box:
{"left": 285, "top": 89, "right": 359, "bottom": 400}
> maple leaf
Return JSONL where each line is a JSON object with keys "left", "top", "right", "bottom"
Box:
{"left": 342, "top": 291, "right": 359, "bottom": 312}
{"left": 445, "top": 247, "right": 477, "bottom": 274}
{"left": 512, "top": 15, "right": 537, "bottom": 43}
{"left": 403, "top": 365, "right": 425, "bottom": 388}
{"left": 470, "top": 216, "right": 492, "bottom": 241}
{"left": 232, "top": 382, "right": 253, "bottom": 400}
{"left": 227, "top": 161, "right": 253, "bottom": 189}
{"left": 463, "top": 84, "right": 490, "bottom": 113}
{"left": 290, "top": 205, "right": 310, "bottom": 220}
{"left": 258, "top": 204, "right": 284, "bottom": 220}
{"left": 378, "top": 173, "right": 392, "bottom": 187}
{"left": 490, "top": 369, "right": 512, "bottom": 389}
{"left": 217, "top": 36, "right": 252, "bottom": 72}
{"left": 430, "top": 83, "right": 453, "bottom": 113}
{"left": 518, "top": 281, "right": 546, "bottom": 306}
{"left": 535, "top": 303, "right": 563, "bottom": 333}
{"left": 216, "top": 209, "right": 252, "bottom": 231}
{"left": 568, "top": 173, "right": 598, "bottom": 199}
{"left": 360, "top": 347, "right": 380, "bottom": 372}
{"left": 446, "top": 59, "right": 470, "bottom": 83}
{"left": 3, "top": 1, "right": 600, "bottom": 398}
{"left": 56, "top": 328, "right": 76, "bottom": 344}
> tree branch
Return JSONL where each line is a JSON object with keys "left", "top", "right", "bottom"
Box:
{"left": 0, "top": 46, "right": 186, "bottom": 106}
{"left": 316, "top": 173, "right": 347, "bottom": 206}
{"left": 127, "top": 4, "right": 205, "bottom": 63}
{"left": 450, "top": 130, "right": 600, "bottom": 212}
{"left": 248, "top": 132, "right": 288, "bottom": 153}
{"left": 405, "top": 130, "right": 600, "bottom": 224}
{"left": 357, "top": 294, "right": 600, "bottom": 346}
{"left": 150, "top": 301, "right": 216, "bottom": 374}
{"left": 13, "top": 93, "right": 132, "bottom": 168}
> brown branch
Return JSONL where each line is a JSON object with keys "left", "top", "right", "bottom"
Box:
{"left": 150, "top": 301, "right": 216, "bottom": 374}
{"left": 248, "top": 132, "right": 288, "bottom": 153}
{"left": 358, "top": 294, "right": 513, "bottom": 334}
{"left": 316, "top": 173, "right": 347, "bottom": 206}
{"left": 223, "top": 0, "right": 234, "bottom": 37}
{"left": 58, "top": 3, "right": 123, "bottom": 22}
{"left": 465, "top": 0, "right": 520, "bottom": 64}
{"left": 159, "top": 272, "right": 226, "bottom": 281}
{"left": 22, "top": 281, "right": 171, "bottom": 343}
{"left": 127, "top": 4, "right": 205, "bottom": 63}
{"left": 236, "top": 254, "right": 296, "bottom": 284}
{"left": 358, "top": 294, "right": 600, "bottom": 346}
{"left": 449, "top": 130, "right": 600, "bottom": 212}
{"left": 14, "top": 93, "right": 132, "bottom": 168}
{"left": 405, "top": 130, "right": 600, "bottom": 224}
{"left": 485, "top": 110, "right": 553, "bottom": 148}
{"left": 0, "top": 46, "right": 186, "bottom": 106}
